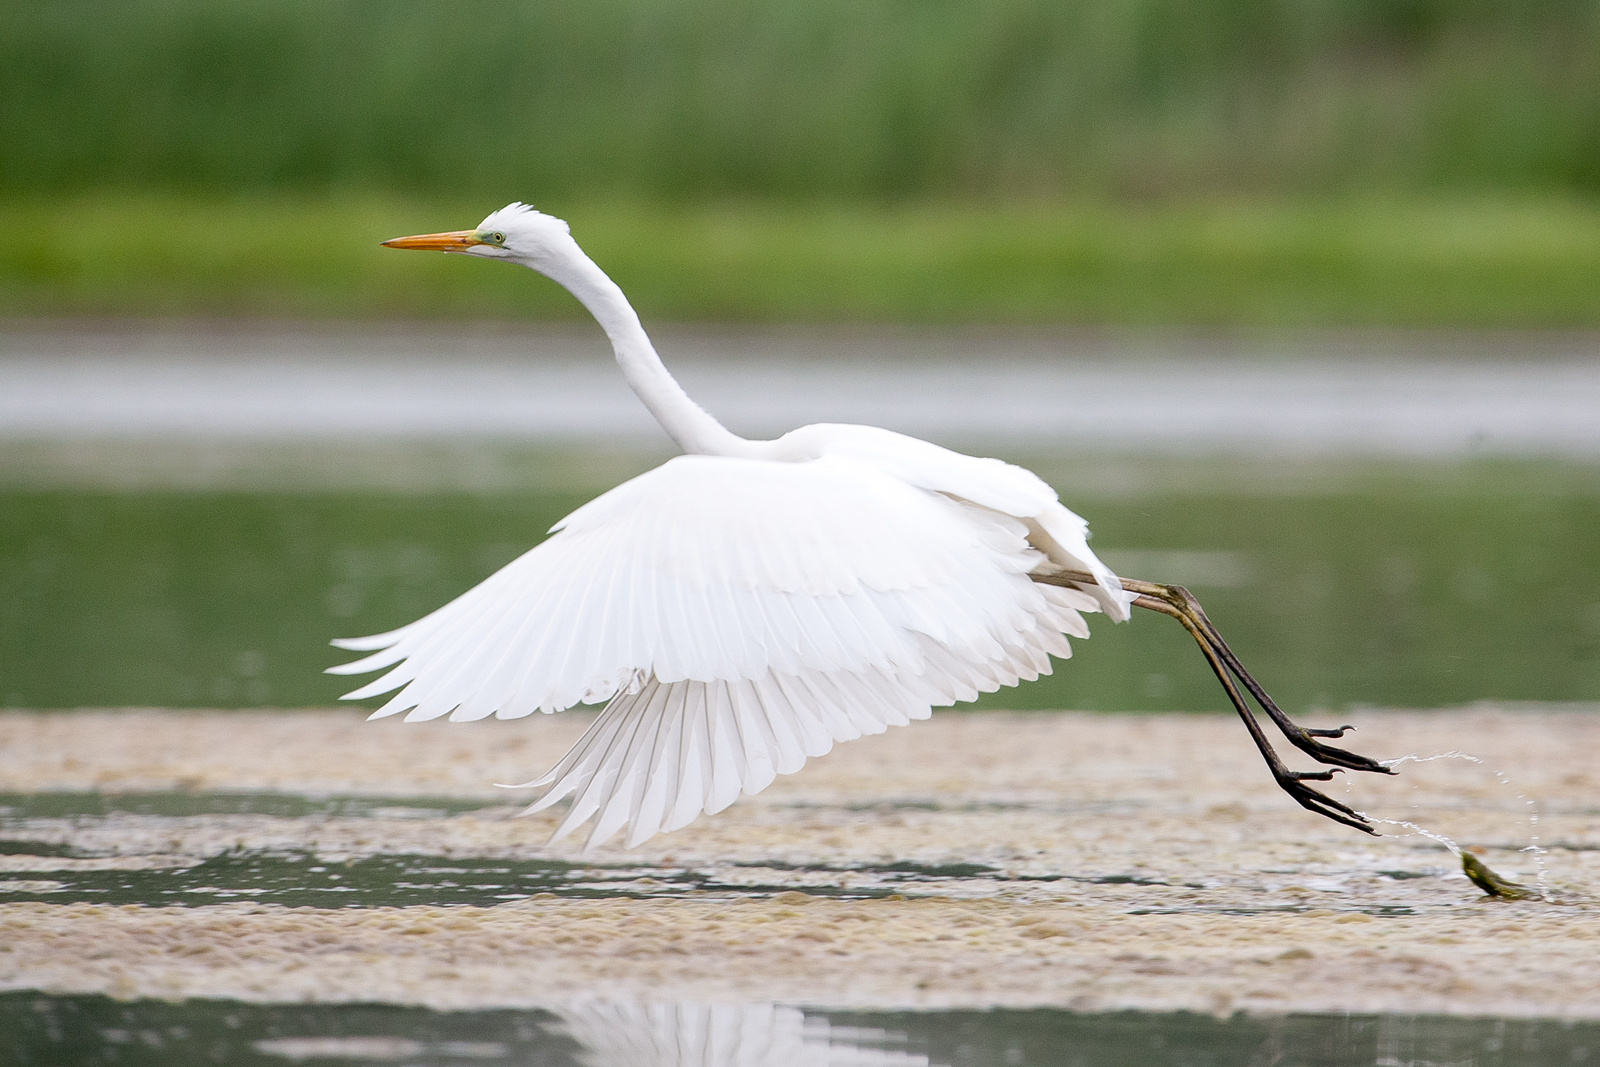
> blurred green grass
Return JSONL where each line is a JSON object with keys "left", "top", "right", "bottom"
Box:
{"left": 4, "top": 194, "right": 1600, "bottom": 324}
{"left": 6, "top": 0, "right": 1600, "bottom": 200}
{"left": 7, "top": 1, "right": 1600, "bottom": 324}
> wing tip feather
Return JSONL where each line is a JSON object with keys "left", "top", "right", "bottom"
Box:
{"left": 330, "top": 632, "right": 400, "bottom": 652}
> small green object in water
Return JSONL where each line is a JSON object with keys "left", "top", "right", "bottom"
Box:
{"left": 1461, "top": 851, "right": 1542, "bottom": 901}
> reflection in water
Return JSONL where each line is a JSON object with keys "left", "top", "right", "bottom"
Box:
{"left": 251, "top": 1004, "right": 927, "bottom": 1066}
{"left": 4, "top": 990, "right": 1597, "bottom": 1067}
{"left": 549, "top": 1001, "right": 929, "bottom": 1067}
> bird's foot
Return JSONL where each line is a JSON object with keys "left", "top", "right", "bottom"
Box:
{"left": 1286, "top": 729, "right": 1396, "bottom": 776}
{"left": 1273, "top": 768, "right": 1378, "bottom": 835}
{"left": 1032, "top": 568, "right": 1394, "bottom": 834}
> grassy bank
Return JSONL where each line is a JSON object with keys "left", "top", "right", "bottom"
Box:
{"left": 4, "top": 195, "right": 1600, "bottom": 325}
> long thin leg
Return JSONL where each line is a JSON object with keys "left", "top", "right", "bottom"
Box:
{"left": 1122, "top": 578, "right": 1391, "bottom": 776}
{"left": 1129, "top": 594, "right": 1377, "bottom": 833}
{"left": 1034, "top": 569, "right": 1392, "bottom": 833}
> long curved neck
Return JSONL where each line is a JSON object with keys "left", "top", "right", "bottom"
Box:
{"left": 530, "top": 237, "right": 754, "bottom": 457}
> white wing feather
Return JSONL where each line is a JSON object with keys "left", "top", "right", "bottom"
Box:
{"left": 332, "top": 448, "right": 1116, "bottom": 848}
{"left": 771, "top": 423, "right": 1131, "bottom": 620}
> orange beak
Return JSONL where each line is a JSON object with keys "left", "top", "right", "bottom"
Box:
{"left": 381, "top": 230, "right": 484, "bottom": 251}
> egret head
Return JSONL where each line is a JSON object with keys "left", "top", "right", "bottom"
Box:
{"left": 382, "top": 202, "right": 573, "bottom": 267}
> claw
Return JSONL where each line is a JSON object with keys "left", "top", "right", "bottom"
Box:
{"left": 1280, "top": 777, "right": 1377, "bottom": 834}
{"left": 1301, "top": 799, "right": 1378, "bottom": 835}
{"left": 1296, "top": 738, "right": 1396, "bottom": 775}
{"left": 1304, "top": 724, "right": 1355, "bottom": 738}
{"left": 1286, "top": 768, "right": 1341, "bottom": 782}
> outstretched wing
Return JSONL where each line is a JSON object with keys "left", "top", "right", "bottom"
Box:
{"left": 330, "top": 452, "right": 1101, "bottom": 847}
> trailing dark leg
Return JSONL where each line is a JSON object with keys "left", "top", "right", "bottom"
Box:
{"left": 1129, "top": 594, "right": 1377, "bottom": 833}
{"left": 1121, "top": 577, "right": 1391, "bottom": 776}
{"left": 1033, "top": 569, "right": 1393, "bottom": 834}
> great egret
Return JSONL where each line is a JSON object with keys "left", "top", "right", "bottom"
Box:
{"left": 331, "top": 202, "right": 1391, "bottom": 849}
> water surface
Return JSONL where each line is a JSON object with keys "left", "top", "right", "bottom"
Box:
{"left": 3, "top": 452, "right": 1596, "bottom": 711}
{"left": 5, "top": 991, "right": 1594, "bottom": 1067}
{"left": 5, "top": 325, "right": 1600, "bottom": 455}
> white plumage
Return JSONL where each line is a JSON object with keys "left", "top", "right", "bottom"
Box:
{"left": 337, "top": 203, "right": 1131, "bottom": 849}
{"left": 548, "top": 1000, "right": 930, "bottom": 1067}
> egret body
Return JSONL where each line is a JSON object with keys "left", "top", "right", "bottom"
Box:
{"left": 333, "top": 203, "right": 1391, "bottom": 849}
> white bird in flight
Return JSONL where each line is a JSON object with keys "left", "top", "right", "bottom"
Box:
{"left": 331, "top": 203, "right": 1391, "bottom": 849}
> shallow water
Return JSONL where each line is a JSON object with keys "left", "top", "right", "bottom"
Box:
{"left": 5, "top": 330, "right": 1598, "bottom": 1049}
{"left": 0, "top": 844, "right": 1062, "bottom": 908}
{"left": 4, "top": 711, "right": 1597, "bottom": 1025}
{"left": 6, "top": 991, "right": 1596, "bottom": 1067}
{"left": 3, "top": 451, "right": 1597, "bottom": 712}
{"left": 0, "top": 789, "right": 1072, "bottom": 907}
{"left": 0, "top": 783, "right": 1507, "bottom": 915}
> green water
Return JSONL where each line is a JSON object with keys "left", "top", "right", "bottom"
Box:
{"left": 3, "top": 452, "right": 1598, "bottom": 713}
{"left": 4, "top": 992, "right": 1595, "bottom": 1067}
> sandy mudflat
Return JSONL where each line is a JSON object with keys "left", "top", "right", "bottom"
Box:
{"left": 1, "top": 706, "right": 1597, "bottom": 1016}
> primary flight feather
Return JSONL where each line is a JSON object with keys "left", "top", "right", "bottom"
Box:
{"left": 334, "top": 202, "right": 1393, "bottom": 849}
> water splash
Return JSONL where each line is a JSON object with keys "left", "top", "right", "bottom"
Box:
{"left": 1379, "top": 750, "right": 1482, "bottom": 771}
{"left": 1355, "top": 812, "right": 1462, "bottom": 856}
{"left": 1355, "top": 751, "right": 1548, "bottom": 889}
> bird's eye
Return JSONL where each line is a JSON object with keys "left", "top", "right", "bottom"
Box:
{"left": 492, "top": 232, "right": 506, "bottom": 244}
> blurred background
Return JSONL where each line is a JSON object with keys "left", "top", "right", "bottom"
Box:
{"left": 2, "top": 0, "right": 1598, "bottom": 713}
